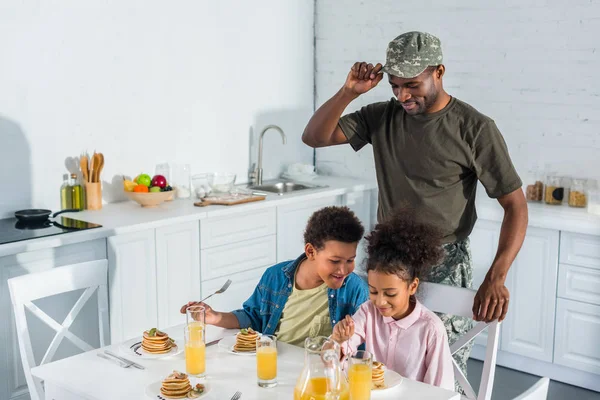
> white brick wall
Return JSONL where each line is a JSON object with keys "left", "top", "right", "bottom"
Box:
{"left": 315, "top": 0, "right": 600, "bottom": 189}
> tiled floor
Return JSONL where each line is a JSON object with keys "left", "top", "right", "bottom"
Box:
{"left": 467, "top": 359, "right": 600, "bottom": 400}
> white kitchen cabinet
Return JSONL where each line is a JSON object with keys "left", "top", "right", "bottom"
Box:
{"left": 501, "top": 227, "right": 559, "bottom": 362}
{"left": 555, "top": 298, "right": 600, "bottom": 375}
{"left": 156, "top": 221, "right": 201, "bottom": 329}
{"left": 558, "top": 263, "right": 600, "bottom": 306}
{"left": 344, "top": 190, "right": 372, "bottom": 276}
{"left": 469, "top": 219, "right": 501, "bottom": 347}
{"left": 0, "top": 240, "right": 106, "bottom": 400}
{"left": 559, "top": 232, "right": 600, "bottom": 270}
{"left": 201, "top": 267, "right": 268, "bottom": 317}
{"left": 276, "top": 196, "right": 342, "bottom": 262}
{"left": 469, "top": 222, "right": 560, "bottom": 361}
{"left": 200, "top": 208, "right": 275, "bottom": 249}
{"left": 107, "top": 230, "right": 158, "bottom": 343}
{"left": 201, "top": 235, "right": 276, "bottom": 281}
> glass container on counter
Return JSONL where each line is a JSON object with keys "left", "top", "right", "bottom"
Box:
{"left": 568, "top": 178, "right": 588, "bottom": 208}
{"left": 60, "top": 174, "right": 72, "bottom": 210}
{"left": 545, "top": 176, "right": 565, "bottom": 205}
{"left": 70, "top": 173, "right": 85, "bottom": 210}
{"left": 525, "top": 169, "right": 545, "bottom": 202}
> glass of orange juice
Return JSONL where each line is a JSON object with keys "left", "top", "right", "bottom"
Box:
{"left": 184, "top": 306, "right": 206, "bottom": 378}
{"left": 256, "top": 334, "right": 277, "bottom": 388}
{"left": 348, "top": 350, "right": 372, "bottom": 400}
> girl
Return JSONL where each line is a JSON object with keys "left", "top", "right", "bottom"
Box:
{"left": 332, "top": 211, "right": 454, "bottom": 390}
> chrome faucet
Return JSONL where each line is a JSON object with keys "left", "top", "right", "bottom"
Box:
{"left": 250, "top": 124, "right": 287, "bottom": 186}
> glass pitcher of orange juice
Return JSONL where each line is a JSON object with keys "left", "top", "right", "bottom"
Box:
{"left": 294, "top": 336, "right": 349, "bottom": 400}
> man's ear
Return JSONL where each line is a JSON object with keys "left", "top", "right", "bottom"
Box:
{"left": 435, "top": 65, "right": 445, "bottom": 79}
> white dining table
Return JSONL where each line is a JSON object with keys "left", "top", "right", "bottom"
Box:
{"left": 32, "top": 325, "right": 461, "bottom": 400}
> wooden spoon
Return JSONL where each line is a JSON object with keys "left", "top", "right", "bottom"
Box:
{"left": 80, "top": 154, "right": 89, "bottom": 182}
{"left": 89, "top": 153, "right": 96, "bottom": 183}
{"left": 95, "top": 153, "right": 104, "bottom": 182}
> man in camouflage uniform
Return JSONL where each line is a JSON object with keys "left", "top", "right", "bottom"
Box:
{"left": 302, "top": 31, "right": 529, "bottom": 391}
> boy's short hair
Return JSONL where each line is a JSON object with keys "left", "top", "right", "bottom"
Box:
{"left": 304, "top": 206, "right": 365, "bottom": 250}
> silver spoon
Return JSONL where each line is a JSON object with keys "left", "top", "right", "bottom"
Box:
{"left": 199, "top": 279, "right": 232, "bottom": 303}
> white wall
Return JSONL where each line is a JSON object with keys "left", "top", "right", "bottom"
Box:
{"left": 0, "top": 0, "right": 314, "bottom": 217}
{"left": 315, "top": 0, "right": 600, "bottom": 191}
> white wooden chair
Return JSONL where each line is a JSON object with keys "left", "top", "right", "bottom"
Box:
{"left": 8, "top": 260, "right": 109, "bottom": 400}
{"left": 513, "top": 377, "right": 550, "bottom": 400}
{"left": 418, "top": 282, "right": 501, "bottom": 400}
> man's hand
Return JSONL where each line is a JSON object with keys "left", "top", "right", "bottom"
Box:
{"left": 472, "top": 277, "right": 510, "bottom": 322}
{"left": 180, "top": 301, "right": 220, "bottom": 325}
{"left": 344, "top": 62, "right": 384, "bottom": 96}
{"left": 332, "top": 315, "right": 355, "bottom": 343}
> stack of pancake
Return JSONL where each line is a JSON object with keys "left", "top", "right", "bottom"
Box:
{"left": 233, "top": 327, "right": 258, "bottom": 352}
{"left": 142, "top": 328, "right": 174, "bottom": 354}
{"left": 371, "top": 361, "right": 386, "bottom": 389}
{"left": 160, "top": 371, "right": 192, "bottom": 399}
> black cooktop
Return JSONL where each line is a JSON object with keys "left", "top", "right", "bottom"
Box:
{"left": 0, "top": 216, "right": 102, "bottom": 246}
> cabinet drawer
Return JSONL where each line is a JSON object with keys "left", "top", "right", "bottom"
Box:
{"left": 200, "top": 208, "right": 275, "bottom": 249}
{"left": 201, "top": 235, "right": 276, "bottom": 281}
{"left": 554, "top": 299, "right": 600, "bottom": 375}
{"left": 560, "top": 232, "right": 600, "bottom": 270}
{"left": 558, "top": 264, "right": 600, "bottom": 306}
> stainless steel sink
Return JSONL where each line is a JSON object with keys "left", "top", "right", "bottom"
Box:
{"left": 247, "top": 181, "right": 326, "bottom": 195}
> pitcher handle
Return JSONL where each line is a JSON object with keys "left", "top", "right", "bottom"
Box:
{"left": 323, "top": 348, "right": 342, "bottom": 399}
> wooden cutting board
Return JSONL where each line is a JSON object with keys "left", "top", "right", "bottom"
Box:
{"left": 193, "top": 194, "right": 266, "bottom": 207}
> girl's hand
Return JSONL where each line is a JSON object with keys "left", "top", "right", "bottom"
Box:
{"left": 332, "top": 315, "right": 355, "bottom": 343}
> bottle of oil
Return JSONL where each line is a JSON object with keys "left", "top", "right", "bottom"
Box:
{"left": 70, "top": 173, "right": 84, "bottom": 210}
{"left": 60, "top": 174, "right": 72, "bottom": 210}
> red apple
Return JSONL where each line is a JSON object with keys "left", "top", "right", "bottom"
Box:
{"left": 151, "top": 175, "right": 167, "bottom": 188}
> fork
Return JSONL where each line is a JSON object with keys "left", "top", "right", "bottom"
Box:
{"left": 230, "top": 391, "right": 242, "bottom": 400}
{"left": 199, "top": 279, "right": 232, "bottom": 303}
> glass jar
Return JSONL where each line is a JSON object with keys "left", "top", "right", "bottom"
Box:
{"left": 545, "top": 176, "right": 565, "bottom": 205}
{"left": 525, "top": 169, "right": 545, "bottom": 202}
{"left": 568, "top": 178, "right": 588, "bottom": 208}
{"left": 172, "top": 163, "right": 191, "bottom": 199}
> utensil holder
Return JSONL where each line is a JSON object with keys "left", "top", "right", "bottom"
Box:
{"left": 85, "top": 182, "right": 102, "bottom": 210}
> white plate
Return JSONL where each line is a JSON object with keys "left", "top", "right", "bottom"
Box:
{"left": 145, "top": 379, "right": 210, "bottom": 399}
{"left": 371, "top": 369, "right": 403, "bottom": 393}
{"left": 119, "top": 336, "right": 183, "bottom": 360}
{"left": 217, "top": 334, "right": 257, "bottom": 356}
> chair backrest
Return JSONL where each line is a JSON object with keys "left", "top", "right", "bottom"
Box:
{"left": 513, "top": 377, "right": 550, "bottom": 400}
{"left": 8, "top": 260, "right": 109, "bottom": 400}
{"left": 418, "top": 282, "right": 500, "bottom": 400}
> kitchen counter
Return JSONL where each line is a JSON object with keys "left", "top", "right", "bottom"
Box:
{"left": 475, "top": 196, "right": 600, "bottom": 236}
{"left": 0, "top": 176, "right": 376, "bottom": 258}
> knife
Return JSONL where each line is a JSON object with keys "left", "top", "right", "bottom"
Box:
{"left": 97, "top": 353, "right": 129, "bottom": 368}
{"left": 206, "top": 338, "right": 222, "bottom": 347}
{"left": 104, "top": 350, "right": 146, "bottom": 370}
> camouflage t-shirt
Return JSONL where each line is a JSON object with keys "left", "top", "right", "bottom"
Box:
{"left": 338, "top": 96, "right": 522, "bottom": 244}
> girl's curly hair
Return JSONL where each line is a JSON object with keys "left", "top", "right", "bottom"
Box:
{"left": 366, "top": 210, "right": 443, "bottom": 281}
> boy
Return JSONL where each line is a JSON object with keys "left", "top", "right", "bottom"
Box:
{"left": 180, "top": 206, "right": 368, "bottom": 345}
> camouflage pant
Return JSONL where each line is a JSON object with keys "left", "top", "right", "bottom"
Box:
{"left": 422, "top": 237, "right": 474, "bottom": 393}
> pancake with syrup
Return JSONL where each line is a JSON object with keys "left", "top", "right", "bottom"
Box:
{"left": 142, "top": 328, "right": 174, "bottom": 354}
{"left": 233, "top": 327, "right": 258, "bottom": 352}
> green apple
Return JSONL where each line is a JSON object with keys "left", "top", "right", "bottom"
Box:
{"left": 149, "top": 186, "right": 161, "bottom": 193}
{"left": 137, "top": 174, "right": 152, "bottom": 187}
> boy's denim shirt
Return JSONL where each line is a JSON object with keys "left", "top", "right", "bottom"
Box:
{"left": 232, "top": 254, "right": 368, "bottom": 335}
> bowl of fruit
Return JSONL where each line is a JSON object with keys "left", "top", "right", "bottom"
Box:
{"left": 123, "top": 174, "right": 174, "bottom": 207}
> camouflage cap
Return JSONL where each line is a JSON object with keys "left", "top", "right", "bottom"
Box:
{"left": 382, "top": 31, "right": 443, "bottom": 78}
